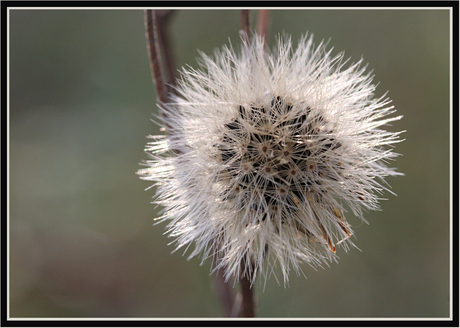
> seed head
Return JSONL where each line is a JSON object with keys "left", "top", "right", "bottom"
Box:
{"left": 138, "top": 34, "right": 403, "bottom": 284}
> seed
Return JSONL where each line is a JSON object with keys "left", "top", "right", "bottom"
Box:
{"left": 333, "top": 208, "right": 341, "bottom": 218}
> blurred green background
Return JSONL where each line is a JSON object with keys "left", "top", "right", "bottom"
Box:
{"left": 9, "top": 9, "right": 450, "bottom": 318}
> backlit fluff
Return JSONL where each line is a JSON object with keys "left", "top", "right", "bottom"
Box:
{"left": 138, "top": 34, "right": 403, "bottom": 284}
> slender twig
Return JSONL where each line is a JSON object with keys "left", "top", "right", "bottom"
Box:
{"left": 145, "top": 9, "right": 168, "bottom": 105}
{"left": 257, "top": 10, "right": 270, "bottom": 47}
{"left": 239, "top": 260, "right": 256, "bottom": 317}
{"left": 240, "top": 10, "right": 251, "bottom": 43}
{"left": 238, "top": 10, "right": 257, "bottom": 317}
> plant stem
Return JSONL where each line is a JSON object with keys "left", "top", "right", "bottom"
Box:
{"left": 240, "top": 10, "right": 251, "bottom": 43}
{"left": 239, "top": 260, "right": 256, "bottom": 317}
{"left": 238, "top": 10, "right": 257, "bottom": 318}
{"left": 155, "top": 10, "right": 177, "bottom": 93}
{"left": 257, "top": 10, "right": 270, "bottom": 47}
{"left": 145, "top": 10, "right": 168, "bottom": 105}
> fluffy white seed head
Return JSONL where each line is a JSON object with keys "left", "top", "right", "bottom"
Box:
{"left": 138, "top": 34, "right": 403, "bottom": 285}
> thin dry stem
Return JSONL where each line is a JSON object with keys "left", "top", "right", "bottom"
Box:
{"left": 145, "top": 10, "right": 168, "bottom": 105}
{"left": 240, "top": 10, "right": 251, "bottom": 43}
{"left": 257, "top": 10, "right": 270, "bottom": 47}
{"left": 239, "top": 260, "right": 256, "bottom": 317}
{"left": 238, "top": 10, "right": 257, "bottom": 318}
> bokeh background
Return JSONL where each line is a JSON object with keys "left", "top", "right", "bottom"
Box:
{"left": 9, "top": 9, "right": 451, "bottom": 318}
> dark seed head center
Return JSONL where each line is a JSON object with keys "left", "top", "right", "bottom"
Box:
{"left": 219, "top": 96, "right": 343, "bottom": 215}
